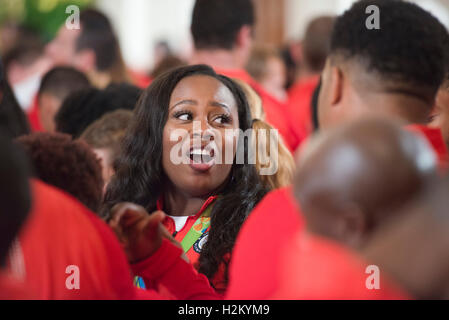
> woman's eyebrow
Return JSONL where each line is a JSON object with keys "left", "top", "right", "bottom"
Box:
{"left": 170, "top": 99, "right": 197, "bottom": 110}
{"left": 210, "top": 101, "right": 230, "bottom": 111}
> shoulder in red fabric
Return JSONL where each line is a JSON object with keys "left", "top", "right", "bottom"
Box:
{"left": 271, "top": 232, "right": 410, "bottom": 300}
{"left": 226, "top": 187, "right": 303, "bottom": 300}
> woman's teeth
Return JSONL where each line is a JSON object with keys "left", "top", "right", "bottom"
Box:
{"left": 190, "top": 149, "right": 214, "bottom": 163}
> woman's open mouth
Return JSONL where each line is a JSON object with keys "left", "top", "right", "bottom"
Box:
{"left": 188, "top": 147, "right": 216, "bottom": 172}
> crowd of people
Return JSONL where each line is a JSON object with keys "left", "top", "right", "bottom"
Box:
{"left": 1, "top": 0, "right": 449, "bottom": 300}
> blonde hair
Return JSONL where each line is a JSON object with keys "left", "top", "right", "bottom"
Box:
{"left": 233, "top": 78, "right": 295, "bottom": 189}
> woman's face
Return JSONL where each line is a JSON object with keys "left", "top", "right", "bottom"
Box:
{"left": 162, "top": 75, "right": 240, "bottom": 197}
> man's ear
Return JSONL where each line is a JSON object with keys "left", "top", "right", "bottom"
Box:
{"left": 236, "top": 25, "right": 253, "bottom": 50}
{"left": 329, "top": 66, "right": 344, "bottom": 106}
{"left": 74, "top": 49, "right": 96, "bottom": 73}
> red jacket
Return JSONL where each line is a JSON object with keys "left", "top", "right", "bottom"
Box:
{"left": 271, "top": 232, "right": 410, "bottom": 300}
{"left": 7, "top": 180, "right": 218, "bottom": 300}
{"left": 158, "top": 196, "right": 229, "bottom": 295}
{"left": 215, "top": 68, "right": 299, "bottom": 152}
{"left": 405, "top": 124, "right": 449, "bottom": 169}
{"left": 287, "top": 76, "right": 320, "bottom": 149}
{"left": 226, "top": 186, "right": 303, "bottom": 299}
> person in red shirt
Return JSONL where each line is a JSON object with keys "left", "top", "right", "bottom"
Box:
{"left": 362, "top": 176, "right": 449, "bottom": 300}
{"left": 228, "top": 0, "right": 449, "bottom": 300}
{"left": 271, "top": 232, "right": 408, "bottom": 300}
{"left": 189, "top": 0, "right": 298, "bottom": 151}
{"left": 428, "top": 78, "right": 449, "bottom": 149}
{"left": 287, "top": 16, "right": 335, "bottom": 149}
{"left": 272, "top": 118, "right": 438, "bottom": 299}
{"left": 30, "top": 66, "right": 91, "bottom": 133}
{"left": 102, "top": 64, "right": 267, "bottom": 295}
{"left": 7, "top": 179, "right": 219, "bottom": 300}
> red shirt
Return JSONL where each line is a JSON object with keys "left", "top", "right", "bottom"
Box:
{"left": 271, "top": 232, "right": 409, "bottom": 300}
{"left": 27, "top": 95, "right": 44, "bottom": 132}
{"left": 405, "top": 124, "right": 449, "bottom": 168}
{"left": 0, "top": 272, "right": 36, "bottom": 300}
{"left": 226, "top": 186, "right": 304, "bottom": 299}
{"left": 8, "top": 180, "right": 218, "bottom": 300}
{"left": 215, "top": 68, "right": 299, "bottom": 152}
{"left": 287, "top": 76, "right": 320, "bottom": 150}
{"left": 159, "top": 196, "right": 229, "bottom": 295}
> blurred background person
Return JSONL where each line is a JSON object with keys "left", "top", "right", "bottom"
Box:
{"left": 17, "top": 132, "right": 104, "bottom": 213}
{"left": 246, "top": 46, "right": 288, "bottom": 102}
{"left": 45, "top": 9, "right": 130, "bottom": 88}
{"left": 287, "top": 16, "right": 335, "bottom": 147}
{"left": 55, "top": 82, "right": 142, "bottom": 138}
{"left": 33, "top": 66, "right": 91, "bottom": 132}
{"left": 81, "top": 109, "right": 134, "bottom": 191}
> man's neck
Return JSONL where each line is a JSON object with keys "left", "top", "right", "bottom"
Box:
{"left": 190, "top": 49, "right": 245, "bottom": 71}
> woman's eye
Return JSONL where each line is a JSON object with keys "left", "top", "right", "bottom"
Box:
{"left": 213, "top": 115, "right": 231, "bottom": 124}
{"left": 174, "top": 112, "right": 193, "bottom": 121}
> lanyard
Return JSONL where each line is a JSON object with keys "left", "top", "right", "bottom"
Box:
{"left": 180, "top": 204, "right": 213, "bottom": 253}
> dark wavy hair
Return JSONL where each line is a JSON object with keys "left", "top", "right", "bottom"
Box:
{"left": 103, "top": 64, "right": 268, "bottom": 285}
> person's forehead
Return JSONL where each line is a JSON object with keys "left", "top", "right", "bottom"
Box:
{"left": 170, "top": 75, "right": 237, "bottom": 106}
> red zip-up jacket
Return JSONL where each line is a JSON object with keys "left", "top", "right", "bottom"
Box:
{"left": 154, "top": 196, "right": 229, "bottom": 295}
{"left": 7, "top": 180, "right": 219, "bottom": 300}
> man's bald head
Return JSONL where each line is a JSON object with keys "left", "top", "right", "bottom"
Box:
{"left": 295, "top": 118, "right": 437, "bottom": 249}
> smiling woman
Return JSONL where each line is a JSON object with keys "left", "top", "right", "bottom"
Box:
{"left": 102, "top": 64, "right": 268, "bottom": 294}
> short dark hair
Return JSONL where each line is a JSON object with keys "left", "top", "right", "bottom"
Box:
{"left": 191, "top": 0, "right": 255, "bottom": 50}
{"left": 331, "top": 0, "right": 449, "bottom": 95}
{"left": 38, "top": 66, "right": 90, "bottom": 101}
{"left": 0, "top": 134, "right": 31, "bottom": 266}
{"left": 16, "top": 132, "right": 103, "bottom": 213}
{"left": 303, "top": 16, "right": 335, "bottom": 72}
{"left": 81, "top": 109, "right": 133, "bottom": 163}
{"left": 55, "top": 83, "right": 142, "bottom": 138}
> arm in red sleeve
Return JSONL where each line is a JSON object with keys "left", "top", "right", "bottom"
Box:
{"left": 132, "top": 239, "right": 221, "bottom": 300}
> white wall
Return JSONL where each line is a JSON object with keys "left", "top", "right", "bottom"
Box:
{"left": 96, "top": 0, "right": 195, "bottom": 71}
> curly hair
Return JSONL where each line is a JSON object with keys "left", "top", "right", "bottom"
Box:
{"left": 331, "top": 0, "right": 449, "bottom": 95}
{"left": 16, "top": 132, "right": 103, "bottom": 213}
{"left": 102, "top": 64, "right": 268, "bottom": 286}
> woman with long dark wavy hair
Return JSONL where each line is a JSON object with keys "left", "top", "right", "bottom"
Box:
{"left": 102, "top": 64, "right": 268, "bottom": 294}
